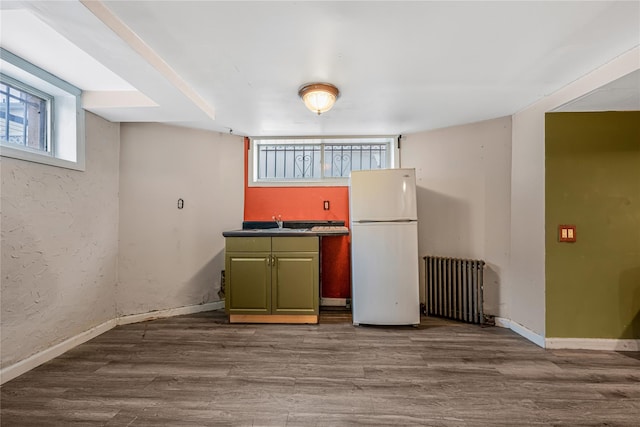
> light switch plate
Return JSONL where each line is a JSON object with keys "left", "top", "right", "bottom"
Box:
{"left": 558, "top": 225, "right": 576, "bottom": 242}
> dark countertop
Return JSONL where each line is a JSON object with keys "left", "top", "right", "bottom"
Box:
{"left": 223, "top": 220, "right": 349, "bottom": 237}
{"left": 223, "top": 228, "right": 316, "bottom": 237}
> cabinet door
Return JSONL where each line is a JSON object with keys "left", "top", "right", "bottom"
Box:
{"left": 272, "top": 252, "right": 319, "bottom": 315}
{"left": 225, "top": 252, "right": 271, "bottom": 314}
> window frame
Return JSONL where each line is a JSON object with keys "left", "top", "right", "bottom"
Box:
{"left": 1, "top": 74, "right": 54, "bottom": 155}
{"left": 0, "top": 48, "right": 85, "bottom": 171}
{"left": 248, "top": 136, "right": 399, "bottom": 187}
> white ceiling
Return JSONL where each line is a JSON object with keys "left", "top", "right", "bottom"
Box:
{"left": 1, "top": 1, "right": 639, "bottom": 137}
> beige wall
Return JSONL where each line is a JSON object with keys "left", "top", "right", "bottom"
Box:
{"left": 1, "top": 118, "right": 245, "bottom": 379}
{"left": 1, "top": 112, "right": 120, "bottom": 368}
{"left": 117, "top": 123, "right": 244, "bottom": 316}
{"left": 509, "top": 47, "right": 639, "bottom": 338}
{"left": 402, "top": 116, "right": 512, "bottom": 318}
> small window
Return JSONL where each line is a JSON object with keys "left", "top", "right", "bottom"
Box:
{"left": 249, "top": 136, "right": 398, "bottom": 187}
{"left": 0, "top": 79, "right": 51, "bottom": 154}
{"left": 323, "top": 143, "right": 389, "bottom": 177}
{"left": 257, "top": 143, "right": 322, "bottom": 180}
{"left": 0, "top": 48, "right": 84, "bottom": 171}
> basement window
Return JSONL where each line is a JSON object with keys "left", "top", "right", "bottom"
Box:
{"left": 249, "top": 136, "right": 398, "bottom": 187}
{"left": 1, "top": 79, "right": 51, "bottom": 153}
{"left": 0, "top": 48, "right": 85, "bottom": 171}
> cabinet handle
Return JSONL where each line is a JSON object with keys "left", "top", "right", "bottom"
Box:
{"left": 266, "top": 255, "right": 277, "bottom": 267}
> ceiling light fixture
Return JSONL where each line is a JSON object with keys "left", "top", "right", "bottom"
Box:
{"left": 298, "top": 83, "right": 340, "bottom": 115}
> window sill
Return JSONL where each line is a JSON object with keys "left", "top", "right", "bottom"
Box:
{"left": 248, "top": 178, "right": 349, "bottom": 188}
{"left": 1, "top": 145, "right": 85, "bottom": 171}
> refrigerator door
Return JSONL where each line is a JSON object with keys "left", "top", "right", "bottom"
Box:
{"left": 351, "top": 221, "right": 420, "bottom": 325}
{"left": 350, "top": 169, "right": 417, "bottom": 222}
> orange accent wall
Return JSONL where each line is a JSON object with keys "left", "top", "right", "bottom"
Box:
{"left": 243, "top": 138, "right": 351, "bottom": 299}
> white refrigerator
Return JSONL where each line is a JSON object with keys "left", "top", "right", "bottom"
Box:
{"left": 349, "top": 168, "right": 420, "bottom": 326}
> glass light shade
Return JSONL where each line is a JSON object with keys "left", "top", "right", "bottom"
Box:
{"left": 299, "top": 83, "right": 339, "bottom": 115}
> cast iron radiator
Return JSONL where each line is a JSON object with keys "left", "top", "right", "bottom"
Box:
{"left": 423, "top": 256, "right": 486, "bottom": 324}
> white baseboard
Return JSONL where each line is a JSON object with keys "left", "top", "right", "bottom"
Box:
{"left": 545, "top": 338, "right": 640, "bottom": 351}
{"left": 495, "top": 317, "right": 640, "bottom": 351}
{"left": 0, "top": 318, "right": 117, "bottom": 385}
{"left": 493, "top": 317, "right": 511, "bottom": 329}
{"left": 320, "top": 297, "right": 348, "bottom": 307}
{"left": 0, "top": 301, "right": 225, "bottom": 385}
{"left": 494, "top": 317, "right": 546, "bottom": 348}
{"left": 117, "top": 301, "right": 224, "bottom": 325}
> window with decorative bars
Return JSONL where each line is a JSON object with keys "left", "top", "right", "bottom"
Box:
{"left": 250, "top": 137, "right": 396, "bottom": 186}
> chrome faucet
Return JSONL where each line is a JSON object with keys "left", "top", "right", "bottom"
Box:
{"left": 272, "top": 214, "right": 283, "bottom": 229}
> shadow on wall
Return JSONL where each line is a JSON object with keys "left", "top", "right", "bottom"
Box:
{"left": 415, "top": 185, "right": 471, "bottom": 303}
{"left": 620, "top": 266, "right": 640, "bottom": 340}
{"left": 483, "top": 264, "right": 501, "bottom": 318}
{"left": 181, "top": 248, "right": 226, "bottom": 305}
{"left": 415, "top": 185, "right": 500, "bottom": 318}
{"left": 415, "top": 186, "right": 473, "bottom": 258}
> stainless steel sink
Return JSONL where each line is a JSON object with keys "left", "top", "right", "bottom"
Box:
{"left": 244, "top": 228, "right": 309, "bottom": 233}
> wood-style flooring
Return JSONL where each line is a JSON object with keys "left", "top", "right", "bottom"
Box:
{"left": 1, "top": 310, "right": 639, "bottom": 426}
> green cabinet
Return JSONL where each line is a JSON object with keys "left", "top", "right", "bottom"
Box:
{"left": 225, "top": 236, "right": 319, "bottom": 322}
